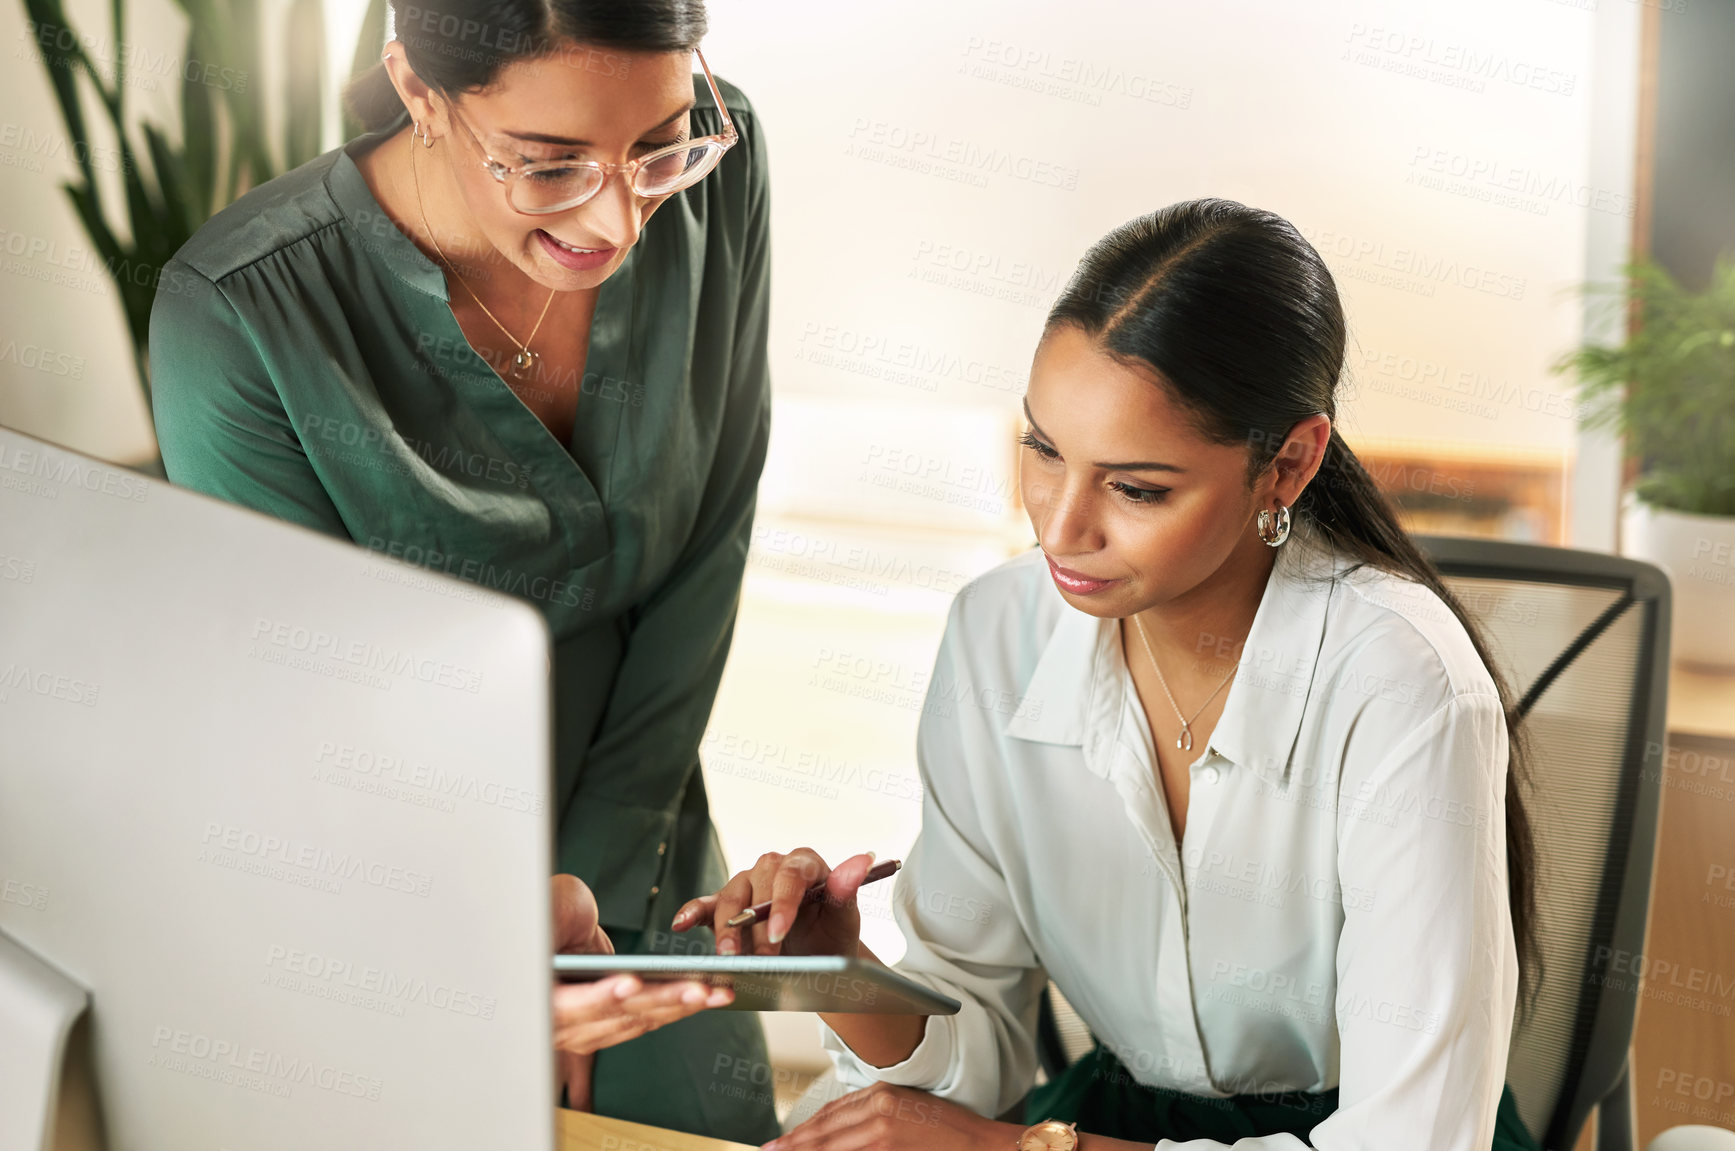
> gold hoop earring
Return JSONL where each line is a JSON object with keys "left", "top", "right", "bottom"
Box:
{"left": 1256, "top": 504, "right": 1292, "bottom": 548}
{"left": 413, "top": 121, "right": 435, "bottom": 148}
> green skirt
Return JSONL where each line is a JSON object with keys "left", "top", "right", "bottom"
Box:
{"left": 1024, "top": 1045, "right": 1541, "bottom": 1149}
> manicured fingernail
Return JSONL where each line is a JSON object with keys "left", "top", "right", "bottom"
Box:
{"left": 766, "top": 915, "right": 785, "bottom": 946}
{"left": 672, "top": 908, "right": 691, "bottom": 927}
{"left": 718, "top": 937, "right": 737, "bottom": 955}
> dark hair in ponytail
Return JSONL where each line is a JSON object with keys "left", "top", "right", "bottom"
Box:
{"left": 343, "top": 0, "right": 710, "bottom": 134}
{"left": 1046, "top": 198, "right": 1540, "bottom": 1012}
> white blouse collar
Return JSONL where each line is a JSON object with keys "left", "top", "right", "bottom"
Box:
{"left": 1006, "top": 521, "right": 1350, "bottom": 782}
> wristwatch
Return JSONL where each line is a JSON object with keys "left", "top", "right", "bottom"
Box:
{"left": 1017, "top": 1119, "right": 1079, "bottom": 1150}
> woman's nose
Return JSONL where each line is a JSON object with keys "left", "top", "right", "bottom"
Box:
{"left": 571, "top": 171, "right": 643, "bottom": 252}
{"left": 1032, "top": 479, "right": 1099, "bottom": 555}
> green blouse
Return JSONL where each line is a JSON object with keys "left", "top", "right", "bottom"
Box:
{"left": 148, "top": 77, "right": 771, "bottom": 939}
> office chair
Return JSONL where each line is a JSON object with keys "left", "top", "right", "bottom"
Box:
{"left": 1037, "top": 535, "right": 1674, "bottom": 1151}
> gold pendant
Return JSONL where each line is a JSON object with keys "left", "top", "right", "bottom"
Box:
{"left": 1177, "top": 726, "right": 1193, "bottom": 752}
{"left": 510, "top": 348, "right": 538, "bottom": 380}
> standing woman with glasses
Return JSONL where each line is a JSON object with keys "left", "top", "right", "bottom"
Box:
{"left": 147, "top": 0, "right": 777, "bottom": 1141}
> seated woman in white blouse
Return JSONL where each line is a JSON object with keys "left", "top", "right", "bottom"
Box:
{"left": 675, "top": 198, "right": 1542, "bottom": 1151}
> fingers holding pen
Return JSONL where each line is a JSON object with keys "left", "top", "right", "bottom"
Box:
{"left": 671, "top": 892, "right": 717, "bottom": 933}
{"left": 712, "top": 861, "right": 765, "bottom": 956}
{"left": 825, "top": 850, "right": 879, "bottom": 905}
{"left": 669, "top": 848, "right": 889, "bottom": 959}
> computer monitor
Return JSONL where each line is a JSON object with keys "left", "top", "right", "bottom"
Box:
{"left": 0, "top": 425, "right": 556, "bottom": 1150}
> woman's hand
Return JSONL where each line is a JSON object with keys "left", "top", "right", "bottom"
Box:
{"left": 552, "top": 872, "right": 613, "bottom": 957}
{"left": 670, "top": 849, "right": 878, "bottom": 958}
{"left": 549, "top": 874, "right": 733, "bottom": 1110}
{"left": 763, "top": 1082, "right": 1014, "bottom": 1151}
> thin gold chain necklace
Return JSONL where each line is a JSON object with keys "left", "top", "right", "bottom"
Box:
{"left": 411, "top": 130, "right": 555, "bottom": 381}
{"left": 1130, "top": 613, "right": 1239, "bottom": 752}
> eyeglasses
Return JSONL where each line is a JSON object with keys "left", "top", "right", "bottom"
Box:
{"left": 439, "top": 48, "right": 738, "bottom": 216}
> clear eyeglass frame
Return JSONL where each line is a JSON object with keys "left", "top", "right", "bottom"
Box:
{"left": 438, "top": 47, "right": 738, "bottom": 215}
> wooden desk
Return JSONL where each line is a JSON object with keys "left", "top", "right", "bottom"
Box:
{"left": 558, "top": 1109, "right": 759, "bottom": 1151}
{"left": 1631, "top": 725, "right": 1735, "bottom": 1147}
{"left": 1665, "top": 663, "right": 1735, "bottom": 741}
{"left": 1514, "top": 662, "right": 1735, "bottom": 1151}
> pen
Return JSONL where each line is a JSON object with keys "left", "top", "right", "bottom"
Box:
{"left": 724, "top": 859, "right": 901, "bottom": 929}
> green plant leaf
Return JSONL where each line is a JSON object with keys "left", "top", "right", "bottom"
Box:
{"left": 1557, "top": 255, "right": 1735, "bottom": 517}
{"left": 224, "top": 0, "right": 272, "bottom": 196}
{"left": 21, "top": 0, "right": 409, "bottom": 411}
{"left": 109, "top": 0, "right": 124, "bottom": 121}
{"left": 61, "top": 179, "right": 158, "bottom": 398}
{"left": 21, "top": 0, "right": 101, "bottom": 192}
{"left": 178, "top": 26, "right": 216, "bottom": 221}
{"left": 283, "top": 0, "right": 325, "bottom": 170}
{"left": 141, "top": 122, "right": 195, "bottom": 236}
{"left": 341, "top": 0, "right": 390, "bottom": 142}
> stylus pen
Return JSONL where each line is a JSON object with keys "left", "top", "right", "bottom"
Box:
{"left": 724, "top": 859, "right": 901, "bottom": 929}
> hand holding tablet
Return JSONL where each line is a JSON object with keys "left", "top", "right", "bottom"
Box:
{"left": 547, "top": 851, "right": 954, "bottom": 1016}
{"left": 549, "top": 875, "right": 733, "bottom": 1055}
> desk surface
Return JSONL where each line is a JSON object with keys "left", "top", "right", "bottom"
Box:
{"left": 558, "top": 1109, "right": 760, "bottom": 1151}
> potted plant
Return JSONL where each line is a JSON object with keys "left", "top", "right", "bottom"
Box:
{"left": 1558, "top": 256, "right": 1735, "bottom": 670}
{"left": 18, "top": 0, "right": 387, "bottom": 421}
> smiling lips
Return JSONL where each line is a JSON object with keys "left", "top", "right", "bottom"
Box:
{"left": 534, "top": 229, "right": 616, "bottom": 270}
{"left": 1045, "top": 554, "right": 1118, "bottom": 595}
{"left": 546, "top": 233, "right": 605, "bottom": 254}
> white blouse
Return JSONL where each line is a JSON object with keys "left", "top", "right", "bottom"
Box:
{"left": 821, "top": 525, "right": 1517, "bottom": 1150}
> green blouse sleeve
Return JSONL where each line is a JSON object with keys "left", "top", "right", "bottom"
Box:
{"left": 560, "top": 101, "right": 773, "bottom": 931}
{"left": 149, "top": 259, "right": 351, "bottom": 539}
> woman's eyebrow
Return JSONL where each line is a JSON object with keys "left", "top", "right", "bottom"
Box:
{"left": 501, "top": 100, "right": 695, "bottom": 146}
{"left": 1022, "top": 397, "right": 1185, "bottom": 473}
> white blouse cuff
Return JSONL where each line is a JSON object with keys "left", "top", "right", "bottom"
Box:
{"left": 820, "top": 1011, "right": 957, "bottom": 1093}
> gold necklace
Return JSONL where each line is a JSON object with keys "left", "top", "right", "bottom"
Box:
{"left": 1130, "top": 613, "right": 1239, "bottom": 752}
{"left": 411, "top": 129, "right": 556, "bottom": 381}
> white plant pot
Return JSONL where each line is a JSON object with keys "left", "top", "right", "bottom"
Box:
{"left": 1622, "top": 496, "right": 1735, "bottom": 671}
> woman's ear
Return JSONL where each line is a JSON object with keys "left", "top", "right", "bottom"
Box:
{"left": 1271, "top": 413, "right": 1332, "bottom": 508}
{"left": 380, "top": 39, "right": 442, "bottom": 134}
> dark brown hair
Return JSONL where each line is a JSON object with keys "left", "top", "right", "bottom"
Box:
{"left": 344, "top": 0, "right": 709, "bottom": 133}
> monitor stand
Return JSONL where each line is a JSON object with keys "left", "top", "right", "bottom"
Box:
{"left": 0, "top": 930, "right": 102, "bottom": 1151}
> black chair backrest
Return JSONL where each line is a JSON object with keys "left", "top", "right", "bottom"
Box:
{"left": 1418, "top": 536, "right": 1669, "bottom": 1150}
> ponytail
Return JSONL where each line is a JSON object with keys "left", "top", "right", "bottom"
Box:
{"left": 1299, "top": 429, "right": 1541, "bottom": 1016}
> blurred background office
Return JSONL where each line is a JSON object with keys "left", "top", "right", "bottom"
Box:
{"left": 2, "top": 0, "right": 1731, "bottom": 1146}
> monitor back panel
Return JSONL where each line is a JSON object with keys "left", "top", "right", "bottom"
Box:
{"left": 0, "top": 427, "right": 554, "bottom": 1151}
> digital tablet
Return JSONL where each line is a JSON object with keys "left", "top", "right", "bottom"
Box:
{"left": 551, "top": 954, "right": 961, "bottom": 1014}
